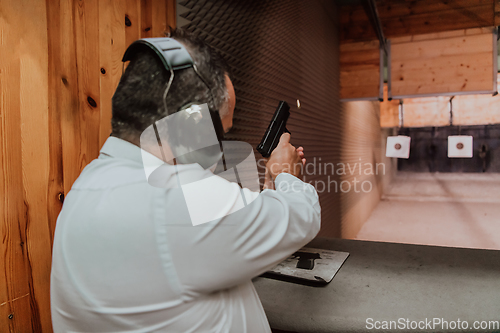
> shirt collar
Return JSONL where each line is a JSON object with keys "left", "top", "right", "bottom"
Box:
{"left": 100, "top": 136, "right": 211, "bottom": 176}
{"left": 100, "top": 136, "right": 149, "bottom": 165}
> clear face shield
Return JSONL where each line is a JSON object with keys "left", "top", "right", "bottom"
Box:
{"left": 139, "top": 102, "right": 261, "bottom": 226}
{"left": 140, "top": 103, "right": 222, "bottom": 167}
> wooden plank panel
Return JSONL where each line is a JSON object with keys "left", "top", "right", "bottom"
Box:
{"left": 453, "top": 76, "right": 500, "bottom": 125}
{"left": 340, "top": 41, "right": 380, "bottom": 100}
{"left": 392, "top": 53, "right": 493, "bottom": 92}
{"left": 401, "top": 96, "right": 451, "bottom": 127}
{"left": 99, "top": 0, "right": 127, "bottom": 147}
{"left": 339, "top": 4, "right": 376, "bottom": 42}
{"left": 391, "top": 31, "right": 494, "bottom": 97}
{"left": 454, "top": 95, "right": 500, "bottom": 125}
{"left": 67, "top": 0, "right": 101, "bottom": 190}
{"left": 140, "top": 0, "right": 154, "bottom": 38}
{"left": 340, "top": 51, "right": 380, "bottom": 67}
{"left": 0, "top": 0, "right": 53, "bottom": 331}
{"left": 390, "top": 27, "right": 492, "bottom": 43}
{"left": 19, "top": 1, "right": 53, "bottom": 327}
{"left": 392, "top": 34, "right": 492, "bottom": 60}
{"left": 126, "top": 0, "right": 142, "bottom": 46}
{"left": 341, "top": 70, "right": 381, "bottom": 85}
{"left": 46, "top": 0, "right": 65, "bottom": 249}
{"left": 59, "top": 0, "right": 81, "bottom": 195}
{"left": 152, "top": 0, "right": 168, "bottom": 36}
{"left": 341, "top": 82, "right": 380, "bottom": 99}
{"left": 141, "top": 0, "right": 168, "bottom": 38}
{"left": 166, "top": 0, "right": 177, "bottom": 29}
{"left": 0, "top": 2, "right": 32, "bottom": 330}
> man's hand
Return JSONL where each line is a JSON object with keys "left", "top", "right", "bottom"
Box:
{"left": 266, "top": 133, "right": 305, "bottom": 180}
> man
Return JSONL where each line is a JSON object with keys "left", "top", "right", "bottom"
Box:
{"left": 51, "top": 29, "right": 320, "bottom": 333}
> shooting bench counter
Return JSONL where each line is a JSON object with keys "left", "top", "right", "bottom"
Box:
{"left": 252, "top": 238, "right": 500, "bottom": 333}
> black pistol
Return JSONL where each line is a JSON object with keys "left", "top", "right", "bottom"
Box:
{"left": 257, "top": 101, "right": 290, "bottom": 158}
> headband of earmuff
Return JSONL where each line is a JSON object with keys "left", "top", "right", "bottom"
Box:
{"left": 122, "top": 38, "right": 194, "bottom": 71}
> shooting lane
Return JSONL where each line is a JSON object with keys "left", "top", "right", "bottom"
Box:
{"left": 0, "top": 0, "right": 175, "bottom": 331}
{"left": 253, "top": 0, "right": 500, "bottom": 331}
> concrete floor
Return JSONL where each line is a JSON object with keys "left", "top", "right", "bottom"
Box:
{"left": 355, "top": 172, "right": 500, "bottom": 250}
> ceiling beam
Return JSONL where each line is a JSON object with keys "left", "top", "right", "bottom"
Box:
{"left": 340, "top": 0, "right": 495, "bottom": 43}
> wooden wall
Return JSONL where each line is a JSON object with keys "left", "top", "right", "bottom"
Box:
{"left": 340, "top": 40, "right": 380, "bottom": 100}
{"left": 0, "top": 1, "right": 175, "bottom": 331}
{"left": 391, "top": 28, "right": 495, "bottom": 97}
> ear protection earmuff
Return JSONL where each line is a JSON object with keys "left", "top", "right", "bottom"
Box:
{"left": 122, "top": 38, "right": 226, "bottom": 169}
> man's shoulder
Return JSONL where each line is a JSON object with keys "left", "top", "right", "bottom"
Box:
{"left": 71, "top": 155, "right": 151, "bottom": 191}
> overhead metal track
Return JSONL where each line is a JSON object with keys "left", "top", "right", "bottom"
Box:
{"left": 398, "top": 100, "right": 404, "bottom": 128}
{"left": 362, "top": 0, "right": 387, "bottom": 55}
{"left": 363, "top": 0, "right": 391, "bottom": 101}
{"left": 449, "top": 96, "right": 455, "bottom": 126}
{"left": 493, "top": 27, "right": 498, "bottom": 96}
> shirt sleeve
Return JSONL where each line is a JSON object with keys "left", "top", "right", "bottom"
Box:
{"left": 163, "top": 171, "right": 321, "bottom": 295}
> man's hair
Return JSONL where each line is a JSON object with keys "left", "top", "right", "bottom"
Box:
{"left": 111, "top": 28, "right": 229, "bottom": 139}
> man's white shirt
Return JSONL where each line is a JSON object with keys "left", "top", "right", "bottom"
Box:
{"left": 50, "top": 136, "right": 321, "bottom": 333}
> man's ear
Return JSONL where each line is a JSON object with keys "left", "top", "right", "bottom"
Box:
{"left": 221, "top": 75, "right": 235, "bottom": 133}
